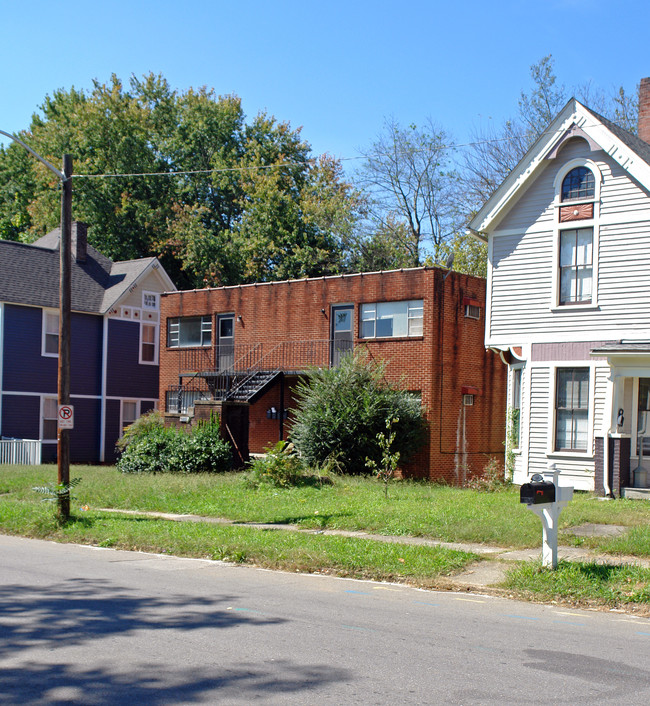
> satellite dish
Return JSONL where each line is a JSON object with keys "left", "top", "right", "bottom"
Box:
{"left": 443, "top": 252, "right": 455, "bottom": 279}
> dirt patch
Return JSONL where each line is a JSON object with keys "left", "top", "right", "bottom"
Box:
{"left": 565, "top": 523, "right": 628, "bottom": 538}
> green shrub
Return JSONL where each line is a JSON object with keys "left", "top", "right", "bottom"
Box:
{"left": 244, "top": 441, "right": 304, "bottom": 488}
{"left": 176, "top": 420, "right": 232, "bottom": 473}
{"left": 117, "top": 425, "right": 180, "bottom": 474}
{"left": 115, "top": 410, "right": 164, "bottom": 453}
{"left": 290, "top": 351, "right": 427, "bottom": 475}
{"left": 117, "top": 417, "right": 232, "bottom": 474}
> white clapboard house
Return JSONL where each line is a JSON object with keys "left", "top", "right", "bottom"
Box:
{"left": 468, "top": 78, "right": 650, "bottom": 496}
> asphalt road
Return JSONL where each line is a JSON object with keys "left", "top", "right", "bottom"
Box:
{"left": 1, "top": 534, "right": 649, "bottom": 705}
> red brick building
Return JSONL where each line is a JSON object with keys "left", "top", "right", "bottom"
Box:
{"left": 159, "top": 266, "right": 506, "bottom": 483}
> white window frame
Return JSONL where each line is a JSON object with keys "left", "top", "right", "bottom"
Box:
{"left": 551, "top": 158, "right": 602, "bottom": 311}
{"left": 120, "top": 399, "right": 140, "bottom": 433}
{"left": 167, "top": 315, "right": 212, "bottom": 348}
{"left": 139, "top": 322, "right": 159, "bottom": 365}
{"left": 360, "top": 300, "right": 423, "bottom": 339}
{"left": 42, "top": 309, "right": 59, "bottom": 358}
{"left": 142, "top": 291, "right": 159, "bottom": 310}
{"left": 41, "top": 396, "right": 58, "bottom": 441}
{"left": 547, "top": 364, "right": 594, "bottom": 457}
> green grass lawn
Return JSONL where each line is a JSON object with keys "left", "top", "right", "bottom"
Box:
{"left": 2, "top": 463, "right": 650, "bottom": 610}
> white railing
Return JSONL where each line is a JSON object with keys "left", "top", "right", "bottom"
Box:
{"left": 0, "top": 438, "right": 42, "bottom": 465}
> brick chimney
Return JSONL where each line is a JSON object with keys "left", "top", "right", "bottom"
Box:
{"left": 639, "top": 78, "right": 650, "bottom": 143}
{"left": 71, "top": 221, "right": 87, "bottom": 263}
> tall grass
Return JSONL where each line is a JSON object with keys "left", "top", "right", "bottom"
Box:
{"left": 2, "top": 464, "right": 650, "bottom": 553}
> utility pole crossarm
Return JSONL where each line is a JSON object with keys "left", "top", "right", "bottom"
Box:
{"left": 0, "top": 129, "right": 65, "bottom": 181}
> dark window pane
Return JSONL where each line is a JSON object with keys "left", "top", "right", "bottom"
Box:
{"left": 561, "top": 167, "right": 595, "bottom": 201}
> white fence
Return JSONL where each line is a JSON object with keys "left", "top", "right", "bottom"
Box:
{"left": 0, "top": 438, "right": 42, "bottom": 465}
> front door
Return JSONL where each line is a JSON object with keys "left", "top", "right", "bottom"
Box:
{"left": 217, "top": 314, "right": 235, "bottom": 371}
{"left": 330, "top": 305, "right": 354, "bottom": 366}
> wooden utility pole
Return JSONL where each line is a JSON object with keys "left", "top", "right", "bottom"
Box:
{"left": 57, "top": 154, "right": 72, "bottom": 521}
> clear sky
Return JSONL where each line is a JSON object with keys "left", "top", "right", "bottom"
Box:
{"left": 1, "top": 0, "right": 649, "bottom": 169}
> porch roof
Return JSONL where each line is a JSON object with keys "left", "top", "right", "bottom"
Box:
{"left": 591, "top": 342, "right": 650, "bottom": 356}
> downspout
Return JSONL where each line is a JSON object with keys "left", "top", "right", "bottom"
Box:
{"left": 99, "top": 315, "right": 109, "bottom": 463}
{"left": 602, "top": 372, "right": 615, "bottom": 497}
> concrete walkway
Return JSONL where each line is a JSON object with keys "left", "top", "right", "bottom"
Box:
{"left": 97, "top": 508, "right": 650, "bottom": 590}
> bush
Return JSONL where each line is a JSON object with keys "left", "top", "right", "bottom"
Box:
{"left": 290, "top": 351, "right": 427, "bottom": 475}
{"left": 115, "top": 410, "right": 164, "bottom": 453}
{"left": 177, "top": 420, "right": 232, "bottom": 474}
{"left": 465, "top": 457, "right": 511, "bottom": 492}
{"left": 117, "top": 424, "right": 179, "bottom": 474}
{"left": 117, "top": 417, "right": 232, "bottom": 474}
{"left": 244, "top": 441, "right": 304, "bottom": 488}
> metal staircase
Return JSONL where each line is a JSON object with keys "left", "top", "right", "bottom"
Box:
{"left": 167, "top": 338, "right": 340, "bottom": 414}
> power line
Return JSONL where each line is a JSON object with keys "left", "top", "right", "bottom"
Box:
{"left": 66, "top": 120, "right": 608, "bottom": 181}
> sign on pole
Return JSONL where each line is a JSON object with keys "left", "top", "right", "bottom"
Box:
{"left": 57, "top": 405, "right": 74, "bottom": 430}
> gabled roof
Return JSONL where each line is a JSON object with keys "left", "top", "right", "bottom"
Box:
{"left": 468, "top": 99, "right": 650, "bottom": 236}
{"left": 0, "top": 229, "right": 175, "bottom": 314}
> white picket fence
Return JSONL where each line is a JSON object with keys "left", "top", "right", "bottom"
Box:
{"left": 0, "top": 438, "right": 42, "bottom": 465}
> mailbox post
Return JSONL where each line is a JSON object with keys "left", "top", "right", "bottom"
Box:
{"left": 520, "top": 464, "right": 574, "bottom": 569}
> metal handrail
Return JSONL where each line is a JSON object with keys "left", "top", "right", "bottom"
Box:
{"left": 167, "top": 338, "right": 352, "bottom": 411}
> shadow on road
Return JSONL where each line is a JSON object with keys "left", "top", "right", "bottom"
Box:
{"left": 0, "top": 577, "right": 351, "bottom": 703}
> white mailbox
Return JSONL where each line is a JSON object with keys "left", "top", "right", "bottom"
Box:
{"left": 521, "top": 464, "right": 573, "bottom": 569}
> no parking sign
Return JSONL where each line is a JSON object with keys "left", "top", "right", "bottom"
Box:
{"left": 57, "top": 405, "right": 74, "bottom": 430}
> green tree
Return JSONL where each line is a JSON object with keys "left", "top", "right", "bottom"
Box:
{"left": 0, "top": 73, "right": 361, "bottom": 288}
{"left": 290, "top": 351, "right": 427, "bottom": 475}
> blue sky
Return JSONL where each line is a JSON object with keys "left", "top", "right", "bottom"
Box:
{"left": 1, "top": 0, "right": 649, "bottom": 168}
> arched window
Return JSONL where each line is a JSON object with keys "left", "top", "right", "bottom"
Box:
{"left": 561, "top": 167, "right": 595, "bottom": 201}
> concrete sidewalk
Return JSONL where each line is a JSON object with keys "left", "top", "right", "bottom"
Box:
{"left": 97, "top": 507, "right": 650, "bottom": 590}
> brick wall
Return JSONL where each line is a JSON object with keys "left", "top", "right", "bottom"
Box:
{"left": 159, "top": 267, "right": 507, "bottom": 483}
{"left": 639, "top": 77, "right": 650, "bottom": 144}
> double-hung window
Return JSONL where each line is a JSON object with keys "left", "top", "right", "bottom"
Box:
{"left": 360, "top": 300, "right": 423, "bottom": 339}
{"left": 140, "top": 323, "right": 158, "bottom": 363}
{"left": 559, "top": 227, "right": 593, "bottom": 305}
{"left": 121, "top": 400, "right": 139, "bottom": 431}
{"left": 42, "top": 310, "right": 59, "bottom": 356}
{"left": 555, "top": 162, "right": 598, "bottom": 307}
{"left": 555, "top": 368, "right": 589, "bottom": 452}
{"left": 42, "top": 397, "right": 58, "bottom": 441}
{"left": 167, "top": 316, "right": 212, "bottom": 348}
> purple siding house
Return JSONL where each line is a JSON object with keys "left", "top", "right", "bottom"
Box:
{"left": 0, "top": 223, "right": 175, "bottom": 464}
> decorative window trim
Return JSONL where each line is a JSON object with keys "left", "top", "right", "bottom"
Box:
{"left": 139, "top": 322, "right": 159, "bottom": 365}
{"left": 41, "top": 309, "right": 59, "bottom": 358}
{"left": 551, "top": 159, "right": 602, "bottom": 309}
{"left": 360, "top": 300, "right": 423, "bottom": 339}
{"left": 142, "top": 291, "right": 159, "bottom": 310}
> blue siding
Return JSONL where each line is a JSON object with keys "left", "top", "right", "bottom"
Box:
{"left": 1, "top": 394, "right": 101, "bottom": 463}
{"left": 104, "top": 398, "right": 122, "bottom": 464}
{"left": 2, "top": 394, "right": 41, "bottom": 439}
{"left": 3, "top": 305, "right": 103, "bottom": 396}
{"left": 71, "top": 313, "right": 103, "bottom": 396}
{"left": 3, "top": 305, "right": 57, "bottom": 393}
{"left": 106, "top": 319, "right": 159, "bottom": 398}
{"left": 69, "top": 397, "right": 101, "bottom": 463}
